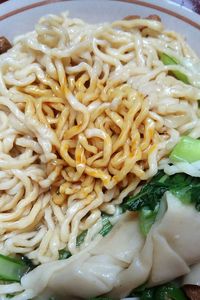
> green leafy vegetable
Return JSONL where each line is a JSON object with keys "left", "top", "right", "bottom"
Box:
{"left": 76, "top": 229, "right": 88, "bottom": 247}
{"left": 59, "top": 230, "right": 88, "bottom": 260}
{"left": 170, "top": 70, "right": 189, "bottom": 84}
{"left": 59, "top": 213, "right": 114, "bottom": 260}
{"left": 121, "top": 171, "right": 168, "bottom": 212}
{"left": 155, "top": 283, "right": 187, "bottom": 300}
{"left": 159, "top": 52, "right": 189, "bottom": 84}
{"left": 140, "top": 289, "right": 154, "bottom": 300}
{"left": 121, "top": 172, "right": 168, "bottom": 235}
{"left": 131, "top": 282, "right": 187, "bottom": 300}
{"left": 76, "top": 214, "right": 113, "bottom": 247}
{"left": 170, "top": 136, "right": 200, "bottom": 163}
{"left": 20, "top": 255, "right": 35, "bottom": 270}
{"left": 58, "top": 249, "right": 72, "bottom": 260}
{"left": 121, "top": 171, "right": 200, "bottom": 235}
{"left": 88, "top": 283, "right": 187, "bottom": 300}
{"left": 139, "top": 204, "right": 159, "bottom": 236}
{"left": 165, "top": 173, "right": 200, "bottom": 210}
{"left": 160, "top": 53, "right": 179, "bottom": 64}
{"left": 99, "top": 213, "right": 113, "bottom": 237}
{"left": 0, "top": 254, "right": 29, "bottom": 282}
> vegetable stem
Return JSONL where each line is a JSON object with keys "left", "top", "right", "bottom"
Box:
{"left": 159, "top": 52, "right": 189, "bottom": 84}
{"left": 99, "top": 214, "right": 113, "bottom": 237}
{"left": 170, "top": 136, "right": 200, "bottom": 163}
{"left": 0, "top": 254, "right": 29, "bottom": 282}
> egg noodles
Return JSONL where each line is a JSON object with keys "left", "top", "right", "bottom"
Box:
{"left": 0, "top": 11, "right": 200, "bottom": 299}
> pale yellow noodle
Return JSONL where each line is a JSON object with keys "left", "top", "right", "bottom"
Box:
{"left": 0, "top": 12, "right": 198, "bottom": 278}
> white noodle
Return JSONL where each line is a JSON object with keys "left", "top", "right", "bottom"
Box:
{"left": 0, "top": 11, "right": 199, "bottom": 298}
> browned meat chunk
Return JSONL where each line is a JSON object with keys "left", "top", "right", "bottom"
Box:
{"left": 123, "top": 14, "right": 161, "bottom": 22}
{"left": 123, "top": 15, "right": 141, "bottom": 20}
{"left": 146, "top": 14, "right": 161, "bottom": 22}
{"left": 183, "top": 285, "right": 200, "bottom": 300}
{"left": 0, "top": 36, "right": 12, "bottom": 54}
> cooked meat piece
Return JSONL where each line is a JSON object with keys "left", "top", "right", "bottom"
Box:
{"left": 146, "top": 14, "right": 161, "bottom": 22}
{"left": 183, "top": 284, "right": 200, "bottom": 300}
{"left": 123, "top": 14, "right": 161, "bottom": 22}
{"left": 123, "top": 15, "right": 141, "bottom": 20}
{"left": 0, "top": 36, "right": 12, "bottom": 54}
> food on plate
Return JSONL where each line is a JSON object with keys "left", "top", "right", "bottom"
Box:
{"left": 0, "top": 10, "right": 200, "bottom": 300}
{"left": 0, "top": 36, "right": 12, "bottom": 54}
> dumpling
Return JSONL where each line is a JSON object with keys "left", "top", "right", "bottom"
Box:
{"left": 21, "top": 192, "right": 200, "bottom": 299}
{"left": 91, "top": 212, "right": 144, "bottom": 264}
{"left": 110, "top": 192, "right": 200, "bottom": 297}
{"left": 21, "top": 213, "right": 143, "bottom": 300}
{"left": 183, "top": 263, "right": 200, "bottom": 286}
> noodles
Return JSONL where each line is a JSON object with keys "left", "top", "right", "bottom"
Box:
{"left": 0, "top": 11, "right": 199, "bottom": 274}
{"left": 160, "top": 158, "right": 200, "bottom": 177}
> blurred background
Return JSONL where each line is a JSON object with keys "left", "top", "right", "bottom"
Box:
{"left": 177, "top": 0, "right": 200, "bottom": 13}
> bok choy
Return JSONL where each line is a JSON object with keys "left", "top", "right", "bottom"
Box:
{"left": 59, "top": 213, "right": 113, "bottom": 260}
{"left": 159, "top": 52, "right": 189, "bottom": 84}
{"left": 0, "top": 254, "right": 29, "bottom": 282}
{"left": 121, "top": 171, "right": 200, "bottom": 235}
{"left": 131, "top": 282, "right": 187, "bottom": 300}
{"left": 170, "top": 136, "right": 200, "bottom": 163}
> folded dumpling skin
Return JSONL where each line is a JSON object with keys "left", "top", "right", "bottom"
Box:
{"left": 21, "top": 192, "right": 200, "bottom": 299}
{"left": 22, "top": 213, "right": 142, "bottom": 300}
{"left": 183, "top": 263, "right": 200, "bottom": 286}
{"left": 110, "top": 192, "right": 200, "bottom": 297}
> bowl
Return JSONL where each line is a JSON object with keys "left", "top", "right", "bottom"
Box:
{"left": 0, "top": 0, "right": 200, "bottom": 56}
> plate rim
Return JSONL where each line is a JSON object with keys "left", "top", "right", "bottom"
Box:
{"left": 0, "top": 0, "right": 200, "bottom": 30}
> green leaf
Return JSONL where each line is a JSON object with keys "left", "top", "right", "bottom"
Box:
{"left": 121, "top": 170, "right": 200, "bottom": 235}
{"left": 131, "top": 282, "right": 187, "bottom": 300}
{"left": 121, "top": 172, "right": 168, "bottom": 212}
{"left": 121, "top": 173, "right": 168, "bottom": 235}
{"left": 155, "top": 282, "right": 187, "bottom": 300}
{"left": 164, "top": 173, "right": 200, "bottom": 209}
{"left": 130, "top": 287, "right": 154, "bottom": 299}
{"left": 159, "top": 52, "right": 189, "bottom": 84}
{"left": 20, "top": 255, "right": 35, "bottom": 270}
{"left": 141, "top": 289, "right": 155, "bottom": 300}
{"left": 59, "top": 230, "right": 88, "bottom": 260}
{"left": 59, "top": 214, "right": 114, "bottom": 260}
{"left": 99, "top": 214, "right": 113, "bottom": 237}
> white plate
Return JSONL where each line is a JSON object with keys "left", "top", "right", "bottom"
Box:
{"left": 0, "top": 0, "right": 200, "bottom": 56}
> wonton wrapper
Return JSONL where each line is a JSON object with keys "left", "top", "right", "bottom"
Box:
{"left": 21, "top": 192, "right": 200, "bottom": 299}
{"left": 183, "top": 263, "right": 200, "bottom": 286}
